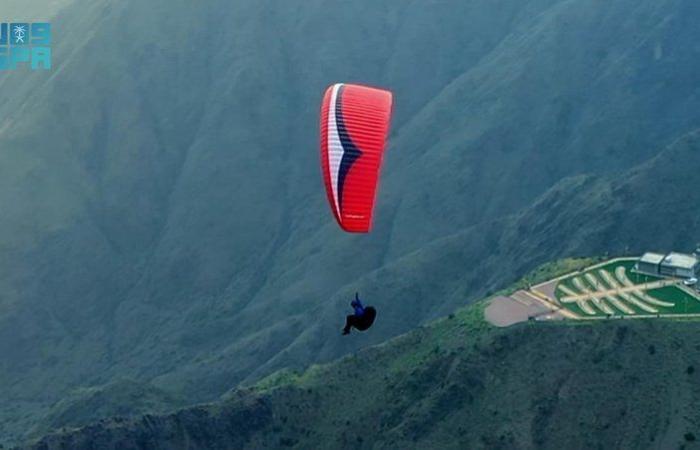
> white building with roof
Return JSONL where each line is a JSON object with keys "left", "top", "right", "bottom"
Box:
{"left": 636, "top": 252, "right": 665, "bottom": 276}
{"left": 636, "top": 252, "right": 700, "bottom": 278}
{"left": 659, "top": 252, "right": 699, "bottom": 278}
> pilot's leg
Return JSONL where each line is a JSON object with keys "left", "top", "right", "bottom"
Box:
{"left": 342, "top": 315, "right": 357, "bottom": 334}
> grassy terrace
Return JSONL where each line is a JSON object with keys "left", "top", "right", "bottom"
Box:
{"left": 553, "top": 259, "right": 700, "bottom": 317}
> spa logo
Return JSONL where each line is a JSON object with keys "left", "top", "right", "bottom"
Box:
{"left": 0, "top": 22, "right": 51, "bottom": 70}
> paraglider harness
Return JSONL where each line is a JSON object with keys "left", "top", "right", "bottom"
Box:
{"left": 342, "top": 293, "right": 376, "bottom": 335}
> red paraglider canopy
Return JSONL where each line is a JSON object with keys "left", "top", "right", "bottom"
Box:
{"left": 319, "top": 83, "right": 393, "bottom": 233}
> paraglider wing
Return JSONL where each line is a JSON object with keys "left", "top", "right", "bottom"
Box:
{"left": 320, "top": 83, "right": 393, "bottom": 233}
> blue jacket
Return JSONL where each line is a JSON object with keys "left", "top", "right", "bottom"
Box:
{"left": 352, "top": 293, "right": 365, "bottom": 317}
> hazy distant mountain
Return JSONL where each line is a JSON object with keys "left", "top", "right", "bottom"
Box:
{"left": 27, "top": 378, "right": 183, "bottom": 440}
{"left": 3, "top": 0, "right": 75, "bottom": 20}
{"left": 2, "top": 0, "right": 700, "bottom": 444}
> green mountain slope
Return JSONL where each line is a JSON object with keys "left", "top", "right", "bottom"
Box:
{"left": 3, "top": 0, "right": 700, "bottom": 444}
{"left": 380, "top": 0, "right": 700, "bottom": 255}
{"left": 26, "top": 285, "right": 700, "bottom": 449}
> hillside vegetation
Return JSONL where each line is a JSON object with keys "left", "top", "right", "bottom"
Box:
{"left": 27, "top": 270, "right": 700, "bottom": 449}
